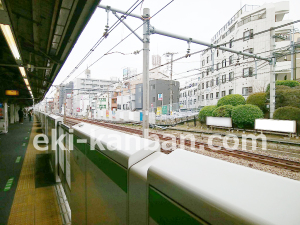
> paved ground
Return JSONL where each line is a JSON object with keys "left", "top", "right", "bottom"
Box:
{"left": 0, "top": 117, "right": 33, "bottom": 224}
{"left": 0, "top": 117, "right": 62, "bottom": 225}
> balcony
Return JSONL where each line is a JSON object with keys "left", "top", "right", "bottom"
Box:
{"left": 275, "top": 40, "right": 290, "bottom": 51}
{"left": 275, "top": 20, "right": 292, "bottom": 32}
{"left": 275, "top": 61, "right": 291, "bottom": 73}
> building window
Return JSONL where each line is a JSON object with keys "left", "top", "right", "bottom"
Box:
{"left": 206, "top": 94, "right": 209, "bottom": 99}
{"left": 152, "top": 97, "right": 155, "bottom": 102}
{"left": 198, "top": 84, "right": 201, "bottom": 90}
{"left": 229, "top": 72, "right": 234, "bottom": 81}
{"left": 243, "top": 67, "right": 253, "bottom": 77}
{"left": 222, "top": 75, "right": 226, "bottom": 83}
{"left": 202, "top": 60, "right": 205, "bottom": 66}
{"left": 206, "top": 81, "right": 209, "bottom": 88}
{"left": 216, "top": 77, "right": 219, "bottom": 85}
{"left": 217, "top": 50, "right": 219, "bottom": 57}
{"left": 229, "top": 38, "right": 234, "bottom": 48}
{"left": 229, "top": 55, "right": 233, "bottom": 65}
{"left": 194, "top": 89, "right": 197, "bottom": 95}
{"left": 202, "top": 95, "right": 204, "bottom": 100}
{"left": 151, "top": 84, "right": 155, "bottom": 90}
{"left": 206, "top": 68, "right": 209, "bottom": 76}
{"left": 243, "top": 48, "right": 254, "bottom": 59}
{"left": 207, "top": 56, "right": 209, "bottom": 63}
{"left": 194, "top": 99, "right": 196, "bottom": 104}
{"left": 216, "top": 63, "right": 220, "bottom": 71}
{"left": 202, "top": 72, "right": 205, "bottom": 78}
{"left": 222, "top": 43, "right": 226, "bottom": 53}
{"left": 202, "top": 83, "right": 204, "bottom": 89}
{"left": 210, "top": 79, "right": 214, "bottom": 87}
{"left": 242, "top": 87, "right": 253, "bottom": 96}
{"left": 229, "top": 89, "right": 233, "bottom": 94}
{"left": 243, "top": 29, "right": 253, "bottom": 41}
{"left": 216, "top": 92, "right": 219, "bottom": 99}
{"left": 222, "top": 59, "right": 226, "bottom": 68}
{"left": 222, "top": 91, "right": 226, "bottom": 97}
{"left": 210, "top": 93, "right": 213, "bottom": 99}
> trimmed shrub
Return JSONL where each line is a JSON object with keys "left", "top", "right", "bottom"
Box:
{"left": 232, "top": 104, "right": 264, "bottom": 129}
{"left": 266, "top": 86, "right": 300, "bottom": 109}
{"left": 217, "top": 94, "right": 246, "bottom": 107}
{"left": 276, "top": 80, "right": 300, "bottom": 88}
{"left": 198, "top": 105, "right": 217, "bottom": 122}
{"left": 212, "top": 105, "right": 234, "bottom": 117}
{"left": 246, "top": 92, "right": 267, "bottom": 112}
{"left": 273, "top": 106, "right": 300, "bottom": 121}
{"left": 266, "top": 80, "right": 300, "bottom": 92}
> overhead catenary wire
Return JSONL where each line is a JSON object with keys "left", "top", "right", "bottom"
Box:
{"left": 46, "top": 5, "right": 298, "bottom": 104}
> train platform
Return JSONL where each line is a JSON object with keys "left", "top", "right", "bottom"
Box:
{"left": 0, "top": 117, "right": 62, "bottom": 225}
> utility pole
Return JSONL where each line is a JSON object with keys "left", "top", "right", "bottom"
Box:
{"left": 164, "top": 52, "right": 177, "bottom": 115}
{"left": 142, "top": 8, "right": 150, "bottom": 138}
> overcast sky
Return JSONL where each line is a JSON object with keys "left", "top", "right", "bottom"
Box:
{"left": 48, "top": 0, "right": 299, "bottom": 97}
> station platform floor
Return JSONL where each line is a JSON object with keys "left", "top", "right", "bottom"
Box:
{"left": 0, "top": 117, "right": 62, "bottom": 225}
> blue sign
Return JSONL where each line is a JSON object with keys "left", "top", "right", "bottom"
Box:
{"left": 140, "top": 112, "right": 143, "bottom": 121}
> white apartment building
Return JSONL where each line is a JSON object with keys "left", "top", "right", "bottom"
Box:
{"left": 180, "top": 2, "right": 293, "bottom": 109}
{"left": 72, "top": 68, "right": 116, "bottom": 115}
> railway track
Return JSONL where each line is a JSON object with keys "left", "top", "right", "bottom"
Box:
{"left": 65, "top": 117, "right": 300, "bottom": 173}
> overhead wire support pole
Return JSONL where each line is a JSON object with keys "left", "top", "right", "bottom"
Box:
{"left": 142, "top": 8, "right": 150, "bottom": 139}
{"left": 99, "top": 5, "right": 143, "bottom": 20}
{"left": 269, "top": 27, "right": 276, "bottom": 119}
{"left": 112, "top": 11, "right": 143, "bottom": 42}
{"left": 150, "top": 28, "right": 272, "bottom": 63}
{"left": 290, "top": 26, "right": 295, "bottom": 80}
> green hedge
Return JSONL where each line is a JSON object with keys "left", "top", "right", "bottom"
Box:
{"left": 198, "top": 105, "right": 217, "bottom": 122}
{"left": 266, "top": 80, "right": 300, "bottom": 92}
{"left": 217, "top": 94, "right": 246, "bottom": 107}
{"left": 273, "top": 106, "right": 300, "bottom": 121}
{"left": 266, "top": 85, "right": 300, "bottom": 109}
{"left": 212, "top": 105, "right": 234, "bottom": 117}
{"left": 246, "top": 92, "right": 267, "bottom": 112}
{"left": 232, "top": 104, "right": 264, "bottom": 128}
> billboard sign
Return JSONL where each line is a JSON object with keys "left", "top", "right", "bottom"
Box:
{"left": 156, "top": 107, "right": 162, "bottom": 116}
{"left": 158, "top": 93, "right": 163, "bottom": 101}
{"left": 162, "top": 105, "right": 168, "bottom": 115}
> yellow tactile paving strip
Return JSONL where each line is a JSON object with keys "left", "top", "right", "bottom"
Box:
{"left": 8, "top": 118, "right": 63, "bottom": 225}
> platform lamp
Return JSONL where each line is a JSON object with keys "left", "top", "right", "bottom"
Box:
{"left": 0, "top": 24, "right": 34, "bottom": 99}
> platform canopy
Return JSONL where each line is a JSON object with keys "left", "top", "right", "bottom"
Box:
{"left": 0, "top": 0, "right": 101, "bottom": 106}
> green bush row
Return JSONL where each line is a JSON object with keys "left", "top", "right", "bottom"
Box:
{"left": 199, "top": 104, "right": 264, "bottom": 129}
{"left": 273, "top": 106, "right": 300, "bottom": 121}
{"left": 266, "top": 80, "right": 300, "bottom": 92}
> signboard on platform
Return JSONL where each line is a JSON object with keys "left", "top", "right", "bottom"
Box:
{"left": 5, "top": 90, "right": 19, "bottom": 96}
{"left": 106, "top": 110, "right": 109, "bottom": 118}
